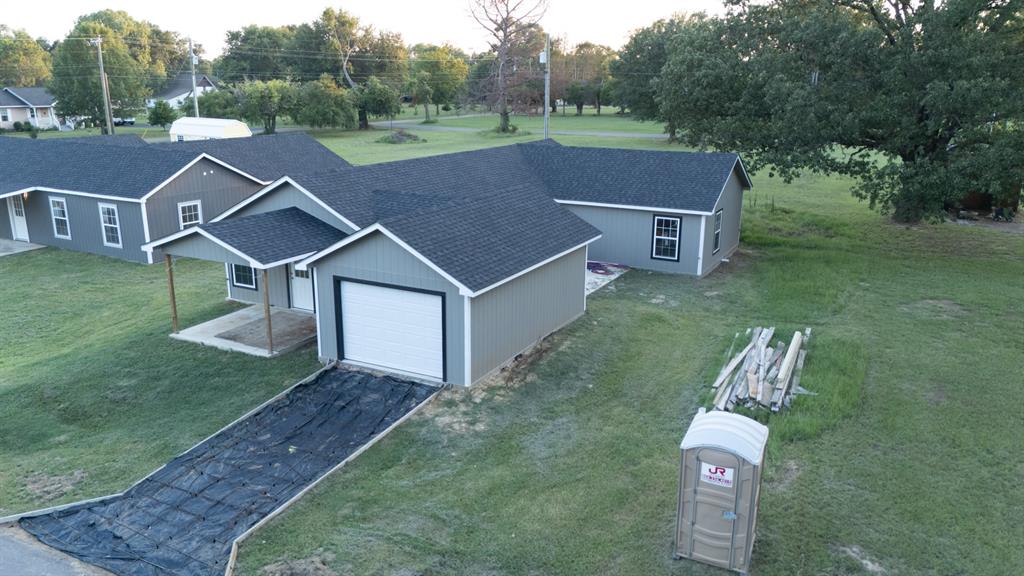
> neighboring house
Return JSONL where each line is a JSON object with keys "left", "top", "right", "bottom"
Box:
{"left": 0, "top": 87, "right": 59, "bottom": 130}
{"left": 0, "top": 133, "right": 351, "bottom": 263}
{"left": 143, "top": 141, "right": 750, "bottom": 387}
{"left": 147, "top": 73, "right": 218, "bottom": 109}
{"left": 169, "top": 117, "right": 252, "bottom": 142}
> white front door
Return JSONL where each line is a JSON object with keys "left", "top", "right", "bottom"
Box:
{"left": 8, "top": 196, "right": 28, "bottom": 242}
{"left": 289, "top": 264, "right": 314, "bottom": 311}
{"left": 339, "top": 280, "right": 444, "bottom": 380}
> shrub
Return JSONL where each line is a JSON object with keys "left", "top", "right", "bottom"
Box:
{"left": 12, "top": 121, "right": 23, "bottom": 132}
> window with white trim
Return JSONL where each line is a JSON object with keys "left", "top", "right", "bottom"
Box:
{"left": 49, "top": 197, "right": 71, "bottom": 239}
{"left": 651, "top": 215, "right": 680, "bottom": 261}
{"left": 98, "top": 203, "right": 122, "bottom": 248}
{"left": 713, "top": 209, "right": 723, "bottom": 254}
{"left": 231, "top": 264, "right": 257, "bottom": 289}
{"left": 1, "top": 109, "right": 8, "bottom": 122}
{"left": 178, "top": 201, "right": 203, "bottom": 229}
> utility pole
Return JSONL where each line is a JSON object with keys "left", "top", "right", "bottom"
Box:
{"left": 541, "top": 34, "right": 550, "bottom": 139}
{"left": 189, "top": 38, "right": 200, "bottom": 117}
{"left": 91, "top": 37, "right": 115, "bottom": 135}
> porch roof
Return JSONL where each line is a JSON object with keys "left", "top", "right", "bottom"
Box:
{"left": 144, "top": 207, "right": 349, "bottom": 268}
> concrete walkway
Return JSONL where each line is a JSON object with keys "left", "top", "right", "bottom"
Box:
{"left": 0, "top": 525, "right": 110, "bottom": 575}
{"left": 171, "top": 306, "right": 316, "bottom": 357}
{"left": 0, "top": 238, "right": 44, "bottom": 257}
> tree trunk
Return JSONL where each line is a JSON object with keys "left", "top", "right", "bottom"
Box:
{"left": 435, "top": 103, "right": 440, "bottom": 116}
{"left": 424, "top": 101, "right": 431, "bottom": 122}
{"left": 499, "top": 108, "right": 510, "bottom": 132}
{"left": 576, "top": 103, "right": 584, "bottom": 115}
{"left": 358, "top": 107, "right": 369, "bottom": 130}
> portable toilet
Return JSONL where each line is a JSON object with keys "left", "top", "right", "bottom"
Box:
{"left": 674, "top": 408, "right": 769, "bottom": 573}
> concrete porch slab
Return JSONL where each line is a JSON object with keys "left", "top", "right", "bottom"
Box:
{"left": 171, "top": 305, "right": 316, "bottom": 357}
{"left": 586, "top": 261, "right": 629, "bottom": 294}
{"left": 0, "top": 239, "right": 44, "bottom": 257}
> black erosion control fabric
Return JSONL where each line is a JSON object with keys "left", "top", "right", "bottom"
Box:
{"left": 20, "top": 369, "right": 437, "bottom": 575}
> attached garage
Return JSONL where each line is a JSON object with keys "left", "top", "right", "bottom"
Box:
{"left": 337, "top": 279, "right": 445, "bottom": 380}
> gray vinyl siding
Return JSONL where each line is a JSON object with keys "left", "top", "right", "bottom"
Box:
{"left": 227, "top": 264, "right": 289, "bottom": 308}
{"left": 20, "top": 192, "right": 147, "bottom": 262}
{"left": 311, "top": 231, "right": 466, "bottom": 384}
{"left": 469, "top": 246, "right": 587, "bottom": 383}
{"left": 231, "top": 183, "right": 354, "bottom": 233}
{"left": 700, "top": 170, "right": 745, "bottom": 276}
{"left": 564, "top": 204, "right": 704, "bottom": 275}
{"left": 157, "top": 233, "right": 289, "bottom": 307}
{"left": 145, "top": 158, "right": 264, "bottom": 242}
{"left": 0, "top": 199, "right": 10, "bottom": 239}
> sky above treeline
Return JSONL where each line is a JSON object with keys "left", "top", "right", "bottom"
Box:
{"left": 5, "top": 0, "right": 727, "bottom": 56}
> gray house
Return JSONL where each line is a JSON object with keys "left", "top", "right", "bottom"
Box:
{"left": 144, "top": 141, "right": 750, "bottom": 387}
{"left": 0, "top": 133, "right": 350, "bottom": 263}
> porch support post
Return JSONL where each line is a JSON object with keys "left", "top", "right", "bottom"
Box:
{"left": 165, "top": 254, "right": 179, "bottom": 333}
{"left": 262, "top": 268, "right": 273, "bottom": 354}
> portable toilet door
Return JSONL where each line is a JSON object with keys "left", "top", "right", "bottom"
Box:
{"left": 674, "top": 408, "right": 769, "bottom": 574}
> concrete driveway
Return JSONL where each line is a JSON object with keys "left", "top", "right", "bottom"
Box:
{"left": 0, "top": 525, "right": 110, "bottom": 575}
{"left": 15, "top": 368, "right": 437, "bottom": 576}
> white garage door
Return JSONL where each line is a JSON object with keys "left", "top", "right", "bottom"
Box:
{"left": 340, "top": 281, "right": 444, "bottom": 379}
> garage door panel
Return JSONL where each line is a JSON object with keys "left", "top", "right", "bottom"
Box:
{"left": 340, "top": 281, "right": 444, "bottom": 379}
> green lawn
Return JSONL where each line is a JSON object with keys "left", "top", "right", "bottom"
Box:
{"left": 430, "top": 106, "right": 664, "bottom": 134}
{"left": 2, "top": 130, "right": 1021, "bottom": 575}
{"left": 0, "top": 253, "right": 320, "bottom": 515}
{"left": 4, "top": 125, "right": 170, "bottom": 140}
{"left": 233, "top": 141, "right": 1023, "bottom": 574}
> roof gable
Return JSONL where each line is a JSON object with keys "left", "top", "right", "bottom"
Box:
{"left": 3, "top": 87, "right": 55, "bottom": 107}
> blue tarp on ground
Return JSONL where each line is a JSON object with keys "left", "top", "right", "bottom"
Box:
{"left": 20, "top": 369, "right": 437, "bottom": 576}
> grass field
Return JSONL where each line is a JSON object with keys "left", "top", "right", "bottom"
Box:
{"left": 4, "top": 125, "right": 170, "bottom": 140}
{"left": 2, "top": 123, "right": 1021, "bottom": 575}
{"left": 0, "top": 254, "right": 320, "bottom": 515}
{"left": 428, "top": 106, "right": 664, "bottom": 134}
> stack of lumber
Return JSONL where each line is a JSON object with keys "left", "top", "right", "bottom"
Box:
{"left": 710, "top": 326, "right": 813, "bottom": 413}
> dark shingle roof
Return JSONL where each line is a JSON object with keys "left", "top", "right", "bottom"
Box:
{"left": 374, "top": 185, "right": 601, "bottom": 292}
{"left": 519, "top": 143, "right": 750, "bottom": 213}
{"left": 0, "top": 137, "right": 199, "bottom": 199}
{"left": 151, "top": 132, "right": 351, "bottom": 182}
{"left": 152, "top": 73, "right": 217, "bottom": 101}
{"left": 199, "top": 207, "right": 348, "bottom": 265}
{"left": 0, "top": 90, "right": 26, "bottom": 107}
{"left": 53, "top": 134, "right": 149, "bottom": 147}
{"left": 3, "top": 87, "right": 56, "bottom": 106}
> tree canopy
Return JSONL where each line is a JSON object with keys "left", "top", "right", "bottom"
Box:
{"left": 0, "top": 26, "right": 51, "bottom": 87}
{"left": 654, "top": 0, "right": 1024, "bottom": 221}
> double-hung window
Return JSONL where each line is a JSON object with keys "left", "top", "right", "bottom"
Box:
{"left": 1, "top": 109, "right": 9, "bottom": 122}
{"left": 713, "top": 209, "right": 723, "bottom": 254}
{"left": 231, "top": 264, "right": 257, "bottom": 289}
{"left": 178, "top": 200, "right": 203, "bottom": 229}
{"left": 49, "top": 197, "right": 71, "bottom": 239}
{"left": 651, "top": 215, "right": 681, "bottom": 261}
{"left": 98, "top": 203, "right": 122, "bottom": 248}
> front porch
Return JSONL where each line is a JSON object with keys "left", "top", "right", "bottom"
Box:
{"left": 171, "top": 305, "right": 316, "bottom": 357}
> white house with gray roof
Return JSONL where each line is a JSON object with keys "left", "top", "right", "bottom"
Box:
{"left": 143, "top": 141, "right": 750, "bottom": 387}
{"left": 0, "top": 87, "right": 59, "bottom": 130}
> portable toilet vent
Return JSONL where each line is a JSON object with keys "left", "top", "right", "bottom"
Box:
{"left": 674, "top": 408, "right": 769, "bottom": 573}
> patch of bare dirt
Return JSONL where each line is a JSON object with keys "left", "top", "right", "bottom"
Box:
{"left": 768, "top": 460, "right": 801, "bottom": 492}
{"left": 24, "top": 469, "right": 86, "bottom": 501}
{"left": 261, "top": 553, "right": 337, "bottom": 576}
{"left": 833, "top": 544, "right": 887, "bottom": 574}
{"left": 928, "top": 384, "right": 947, "bottom": 406}
{"left": 424, "top": 336, "right": 558, "bottom": 433}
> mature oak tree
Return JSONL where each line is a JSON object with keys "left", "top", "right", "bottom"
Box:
{"left": 657, "top": 0, "right": 1023, "bottom": 221}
